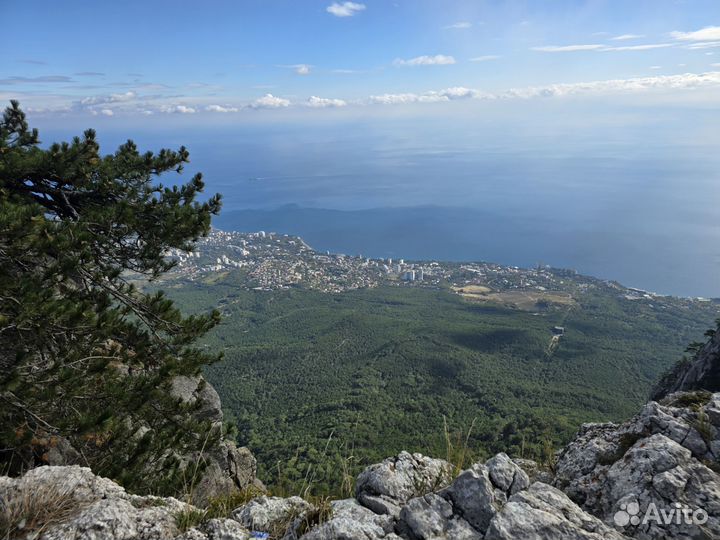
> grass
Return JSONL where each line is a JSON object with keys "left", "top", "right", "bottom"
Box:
{"left": 443, "top": 415, "right": 479, "bottom": 477}
{"left": 0, "top": 483, "right": 86, "bottom": 540}
{"left": 174, "top": 486, "right": 266, "bottom": 533}
{"left": 664, "top": 390, "right": 713, "bottom": 410}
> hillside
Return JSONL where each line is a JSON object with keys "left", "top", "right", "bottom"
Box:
{"left": 151, "top": 230, "right": 720, "bottom": 495}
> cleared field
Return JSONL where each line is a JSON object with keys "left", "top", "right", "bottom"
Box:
{"left": 452, "top": 285, "right": 492, "bottom": 295}
{"left": 453, "top": 286, "right": 575, "bottom": 311}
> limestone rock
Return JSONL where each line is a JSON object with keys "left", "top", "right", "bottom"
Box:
{"left": 485, "top": 482, "right": 628, "bottom": 540}
{"left": 232, "top": 496, "right": 314, "bottom": 538}
{"left": 203, "top": 518, "right": 251, "bottom": 540}
{"left": 554, "top": 394, "right": 720, "bottom": 540}
{"left": 486, "top": 453, "right": 530, "bottom": 495}
{"left": 170, "top": 375, "right": 224, "bottom": 424}
{"left": 397, "top": 493, "right": 480, "bottom": 540}
{"left": 0, "top": 465, "right": 195, "bottom": 540}
{"left": 300, "top": 498, "right": 397, "bottom": 540}
{"left": 651, "top": 330, "right": 720, "bottom": 399}
{"left": 439, "top": 465, "right": 498, "bottom": 533}
{"left": 355, "top": 452, "right": 453, "bottom": 517}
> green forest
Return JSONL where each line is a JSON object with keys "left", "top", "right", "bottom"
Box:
{"left": 164, "top": 274, "right": 717, "bottom": 496}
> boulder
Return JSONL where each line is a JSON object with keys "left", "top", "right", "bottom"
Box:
{"left": 300, "top": 498, "right": 398, "bottom": 540}
{"left": 0, "top": 465, "right": 196, "bottom": 540}
{"left": 486, "top": 453, "right": 530, "bottom": 495}
{"left": 485, "top": 482, "right": 628, "bottom": 540}
{"left": 355, "top": 452, "right": 453, "bottom": 517}
{"left": 439, "top": 465, "right": 498, "bottom": 533}
{"left": 397, "top": 493, "right": 480, "bottom": 540}
{"left": 232, "top": 496, "right": 315, "bottom": 538}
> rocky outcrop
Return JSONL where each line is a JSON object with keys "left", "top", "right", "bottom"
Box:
{"left": 0, "top": 465, "right": 199, "bottom": 540}
{"left": 652, "top": 329, "right": 720, "bottom": 399}
{"left": 486, "top": 482, "right": 626, "bottom": 540}
{"left": 5, "top": 391, "right": 720, "bottom": 540}
{"left": 354, "top": 451, "right": 454, "bottom": 517}
{"left": 232, "top": 496, "right": 315, "bottom": 538}
{"left": 555, "top": 391, "right": 720, "bottom": 539}
{"left": 296, "top": 498, "right": 398, "bottom": 540}
{"left": 167, "top": 375, "right": 261, "bottom": 505}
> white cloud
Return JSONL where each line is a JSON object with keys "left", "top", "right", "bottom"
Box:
{"left": 306, "top": 96, "right": 347, "bottom": 108}
{"left": 295, "top": 64, "right": 311, "bottom": 75}
{"left": 250, "top": 94, "right": 290, "bottom": 109}
{"left": 326, "top": 2, "right": 365, "bottom": 17}
{"left": 368, "top": 71, "right": 720, "bottom": 105}
{"left": 534, "top": 43, "right": 672, "bottom": 53}
{"left": 532, "top": 44, "right": 605, "bottom": 52}
{"left": 80, "top": 91, "right": 136, "bottom": 106}
{"left": 470, "top": 55, "right": 500, "bottom": 62}
{"left": 650, "top": 66, "right": 662, "bottom": 70}
{"left": 504, "top": 71, "right": 720, "bottom": 99}
{"left": 601, "top": 43, "right": 673, "bottom": 51}
{"left": 394, "top": 55, "right": 456, "bottom": 66}
{"left": 683, "top": 41, "right": 720, "bottom": 50}
{"left": 611, "top": 34, "right": 645, "bottom": 41}
{"left": 161, "top": 105, "right": 196, "bottom": 114}
{"left": 671, "top": 26, "right": 720, "bottom": 41}
{"left": 438, "top": 87, "right": 481, "bottom": 99}
{"left": 712, "top": 63, "right": 720, "bottom": 67}
{"left": 100, "top": 108, "right": 114, "bottom": 116}
{"left": 206, "top": 104, "right": 239, "bottom": 113}
{"left": 444, "top": 22, "right": 471, "bottom": 30}
{"left": 368, "top": 87, "right": 482, "bottom": 105}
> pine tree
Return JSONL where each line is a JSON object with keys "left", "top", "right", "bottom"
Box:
{"left": 0, "top": 100, "right": 224, "bottom": 494}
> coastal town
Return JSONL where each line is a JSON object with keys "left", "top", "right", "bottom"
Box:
{"left": 158, "top": 229, "right": 719, "bottom": 314}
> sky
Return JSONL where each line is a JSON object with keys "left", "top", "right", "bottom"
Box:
{"left": 2, "top": 0, "right": 720, "bottom": 121}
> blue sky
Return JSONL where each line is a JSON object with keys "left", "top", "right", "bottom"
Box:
{"left": 2, "top": 0, "right": 719, "bottom": 121}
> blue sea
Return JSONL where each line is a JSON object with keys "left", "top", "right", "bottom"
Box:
{"left": 40, "top": 100, "right": 720, "bottom": 297}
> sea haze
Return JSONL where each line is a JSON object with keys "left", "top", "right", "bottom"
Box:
{"left": 42, "top": 99, "right": 720, "bottom": 298}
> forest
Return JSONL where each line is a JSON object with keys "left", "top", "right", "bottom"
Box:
{"left": 164, "top": 275, "right": 718, "bottom": 496}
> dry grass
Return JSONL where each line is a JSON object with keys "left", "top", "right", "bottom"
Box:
{"left": 443, "top": 415, "right": 478, "bottom": 477}
{"left": 0, "top": 483, "right": 86, "bottom": 540}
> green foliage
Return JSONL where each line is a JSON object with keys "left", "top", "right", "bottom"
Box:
{"left": 163, "top": 276, "right": 716, "bottom": 496}
{"left": 0, "top": 101, "right": 222, "bottom": 496}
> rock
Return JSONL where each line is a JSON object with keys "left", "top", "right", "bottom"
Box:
{"left": 166, "top": 375, "right": 259, "bottom": 506}
{"left": 512, "top": 458, "right": 554, "bottom": 484}
{"left": 0, "top": 465, "right": 195, "bottom": 540}
{"left": 203, "top": 518, "right": 251, "bottom": 540}
{"left": 4, "top": 465, "right": 127, "bottom": 503}
{"left": 485, "top": 482, "right": 628, "bottom": 540}
{"left": 486, "top": 453, "right": 530, "bottom": 495}
{"left": 41, "top": 498, "right": 183, "bottom": 540}
{"left": 556, "top": 429, "right": 720, "bottom": 540}
{"left": 300, "top": 499, "right": 397, "bottom": 540}
{"left": 439, "top": 465, "right": 498, "bottom": 533}
{"left": 555, "top": 392, "right": 720, "bottom": 513}
{"left": 651, "top": 330, "right": 720, "bottom": 399}
{"left": 355, "top": 452, "right": 453, "bottom": 517}
{"left": 191, "top": 441, "right": 259, "bottom": 506}
{"left": 232, "top": 496, "right": 314, "bottom": 538}
{"left": 170, "top": 375, "right": 224, "bottom": 424}
{"left": 397, "top": 493, "right": 480, "bottom": 540}
{"left": 600, "top": 434, "right": 720, "bottom": 540}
